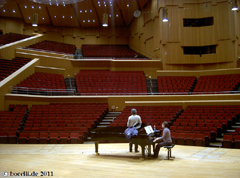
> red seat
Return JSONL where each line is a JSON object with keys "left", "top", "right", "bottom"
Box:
{"left": 39, "top": 133, "right": 49, "bottom": 144}
{"left": 186, "top": 133, "right": 195, "bottom": 145}
{"left": 59, "top": 133, "right": 70, "bottom": 144}
{"left": 29, "top": 133, "right": 39, "bottom": 144}
{"left": 177, "top": 133, "right": 186, "bottom": 145}
{"left": 19, "top": 133, "right": 29, "bottom": 144}
{"left": 221, "top": 135, "right": 233, "bottom": 148}
{"left": 234, "top": 135, "right": 240, "bottom": 149}
{"left": 49, "top": 133, "right": 59, "bottom": 144}
{"left": 195, "top": 133, "right": 205, "bottom": 146}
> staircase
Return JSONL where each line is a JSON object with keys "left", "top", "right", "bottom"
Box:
{"left": 85, "top": 112, "right": 121, "bottom": 142}
{"left": 97, "top": 112, "right": 121, "bottom": 128}
{"left": 64, "top": 77, "right": 76, "bottom": 95}
{"left": 210, "top": 121, "right": 240, "bottom": 148}
{"left": 146, "top": 79, "right": 158, "bottom": 95}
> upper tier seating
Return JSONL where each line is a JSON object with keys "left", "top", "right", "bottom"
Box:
{"left": 0, "top": 105, "right": 28, "bottom": 144}
{"left": 82, "top": 44, "right": 148, "bottom": 59}
{"left": 193, "top": 74, "right": 240, "bottom": 93}
{"left": 15, "top": 72, "right": 66, "bottom": 94}
{"left": 75, "top": 70, "right": 147, "bottom": 95}
{"left": 0, "top": 33, "right": 30, "bottom": 46}
{"left": 157, "top": 76, "right": 197, "bottom": 94}
{"left": 110, "top": 106, "right": 183, "bottom": 128}
{"left": 27, "top": 40, "right": 76, "bottom": 54}
{"left": 0, "top": 58, "right": 31, "bottom": 82}
{"left": 19, "top": 103, "right": 108, "bottom": 144}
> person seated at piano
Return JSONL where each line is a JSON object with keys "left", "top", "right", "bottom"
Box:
{"left": 127, "top": 108, "right": 142, "bottom": 152}
{"left": 152, "top": 121, "right": 172, "bottom": 158}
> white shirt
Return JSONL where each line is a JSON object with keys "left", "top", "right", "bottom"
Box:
{"left": 127, "top": 115, "right": 142, "bottom": 129}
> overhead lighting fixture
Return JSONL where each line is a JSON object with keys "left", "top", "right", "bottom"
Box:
{"left": 83, "top": 20, "right": 85, "bottom": 22}
{"left": 90, "top": 9, "right": 92, "bottom": 12}
{"left": 231, "top": 0, "right": 238, "bottom": 11}
{"left": 24, "top": 5, "right": 27, "bottom": 8}
{"left": 85, "top": 10, "right": 87, "bottom": 12}
{"left": 93, "top": 20, "right": 95, "bottom": 22}
{"left": 39, "top": 6, "right": 41, "bottom": 9}
{"left": 127, "top": 4, "right": 129, "bottom": 7}
{"left": 28, "top": 17, "right": 31, "bottom": 19}
{"left": 42, "top": 17, "right": 44, "bottom": 20}
{"left": 12, "top": 10, "right": 15, "bottom": 13}
{"left": 70, "top": 16, "right": 72, "bottom": 18}
{"left": 109, "top": 14, "right": 111, "bottom": 17}
{"left": 162, "top": 8, "right": 168, "bottom": 22}
{"left": 3, "top": 9, "right": 5, "bottom": 12}
{"left": 32, "top": 6, "right": 34, "bottom": 9}
{"left": 88, "top": 20, "right": 90, "bottom": 22}
{"left": 116, "top": 14, "right": 118, "bottom": 17}
{"left": 80, "top": 10, "right": 82, "bottom": 13}
{"left": 32, "top": 13, "right": 38, "bottom": 27}
{"left": 102, "top": 13, "right": 108, "bottom": 27}
{"left": 54, "top": 15, "right": 56, "bottom": 18}
{"left": 62, "top": 15, "right": 64, "bottom": 18}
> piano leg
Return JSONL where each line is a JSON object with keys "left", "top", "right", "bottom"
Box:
{"left": 140, "top": 145, "right": 145, "bottom": 161}
{"left": 148, "top": 144, "right": 151, "bottom": 157}
{"left": 95, "top": 141, "right": 99, "bottom": 156}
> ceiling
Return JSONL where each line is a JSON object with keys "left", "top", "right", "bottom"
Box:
{"left": 0, "top": 0, "right": 149, "bottom": 27}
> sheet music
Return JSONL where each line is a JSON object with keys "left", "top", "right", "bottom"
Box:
{"left": 144, "top": 125, "right": 154, "bottom": 135}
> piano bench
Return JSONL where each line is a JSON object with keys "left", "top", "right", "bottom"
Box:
{"left": 164, "top": 144, "right": 175, "bottom": 160}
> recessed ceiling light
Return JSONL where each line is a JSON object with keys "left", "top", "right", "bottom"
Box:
{"left": 109, "top": 15, "right": 111, "bottom": 17}
{"left": 116, "top": 14, "right": 118, "bottom": 17}
{"left": 99, "top": 4, "right": 101, "bottom": 6}
{"left": 42, "top": 17, "right": 44, "bottom": 20}
{"left": 80, "top": 10, "right": 82, "bottom": 13}
{"left": 63, "top": 4, "right": 65, "bottom": 6}
{"left": 12, "top": 10, "right": 15, "bottom": 13}
{"left": 24, "top": 6, "right": 27, "bottom": 8}
{"left": 62, "top": 15, "right": 65, "bottom": 18}
{"left": 56, "top": 3, "right": 58, "bottom": 6}
{"left": 88, "top": 20, "right": 90, "bottom": 22}
{"left": 32, "top": 6, "right": 34, "bottom": 9}
{"left": 98, "top": 1, "right": 100, "bottom": 4}
{"left": 104, "top": 4, "right": 106, "bottom": 6}
{"left": 83, "top": 20, "right": 85, "bottom": 22}
{"left": 104, "top": 1, "right": 106, "bottom": 4}
{"left": 93, "top": 20, "right": 95, "bottom": 22}
{"left": 127, "top": 4, "right": 129, "bottom": 7}
{"left": 70, "top": 16, "right": 72, "bottom": 18}
{"left": 49, "top": 2, "right": 52, "bottom": 5}
{"left": 90, "top": 9, "right": 92, "bottom": 12}
{"left": 39, "top": 6, "right": 41, "bottom": 9}
{"left": 54, "top": 15, "right": 56, "bottom": 18}
{"left": 28, "top": 17, "right": 31, "bottom": 19}
{"left": 3, "top": 9, "right": 5, "bottom": 12}
{"left": 85, "top": 10, "right": 87, "bottom": 12}
{"left": 110, "top": 4, "right": 112, "bottom": 6}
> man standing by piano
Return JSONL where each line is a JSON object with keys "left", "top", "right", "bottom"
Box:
{"left": 127, "top": 108, "right": 142, "bottom": 152}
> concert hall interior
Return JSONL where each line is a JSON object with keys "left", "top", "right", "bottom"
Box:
{"left": 1, "top": 0, "right": 240, "bottom": 177}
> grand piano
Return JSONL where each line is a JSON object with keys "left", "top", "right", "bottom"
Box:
{"left": 91, "top": 126, "right": 160, "bottom": 160}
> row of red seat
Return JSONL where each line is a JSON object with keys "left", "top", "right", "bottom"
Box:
{"left": 222, "top": 135, "right": 240, "bottom": 148}
{"left": 76, "top": 70, "right": 147, "bottom": 94}
{"left": 82, "top": 45, "right": 147, "bottom": 58}
{"left": 0, "top": 33, "right": 30, "bottom": 45}
{"left": 27, "top": 40, "right": 76, "bottom": 54}
{"left": 0, "top": 58, "right": 31, "bottom": 82}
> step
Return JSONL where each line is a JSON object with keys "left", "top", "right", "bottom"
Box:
{"left": 209, "top": 142, "right": 222, "bottom": 148}
{"left": 102, "top": 119, "right": 114, "bottom": 122}
{"left": 97, "top": 125, "right": 108, "bottom": 128}
{"left": 232, "top": 125, "right": 240, "bottom": 128}
{"left": 99, "top": 122, "right": 111, "bottom": 125}
{"left": 108, "top": 112, "right": 121, "bottom": 114}
{"left": 227, "top": 129, "right": 236, "bottom": 132}
{"left": 216, "top": 138, "right": 223, "bottom": 141}
{"left": 104, "top": 116, "right": 117, "bottom": 119}
{"left": 235, "top": 122, "right": 240, "bottom": 125}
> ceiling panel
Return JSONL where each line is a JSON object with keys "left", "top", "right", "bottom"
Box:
{"left": 74, "top": 0, "right": 100, "bottom": 27}
{"left": 0, "top": 0, "right": 22, "bottom": 18}
{"left": 47, "top": 4, "right": 79, "bottom": 27}
{"left": 0, "top": 0, "right": 149, "bottom": 27}
{"left": 19, "top": 3, "right": 51, "bottom": 25}
{"left": 116, "top": 0, "right": 139, "bottom": 27}
{"left": 91, "top": 0, "right": 124, "bottom": 27}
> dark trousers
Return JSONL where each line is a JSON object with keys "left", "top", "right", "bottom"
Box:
{"left": 129, "top": 142, "right": 138, "bottom": 152}
{"left": 154, "top": 141, "right": 172, "bottom": 157}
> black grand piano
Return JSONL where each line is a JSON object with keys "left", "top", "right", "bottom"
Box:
{"left": 91, "top": 126, "right": 160, "bottom": 160}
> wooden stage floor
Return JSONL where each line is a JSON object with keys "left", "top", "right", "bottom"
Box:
{"left": 0, "top": 143, "right": 240, "bottom": 178}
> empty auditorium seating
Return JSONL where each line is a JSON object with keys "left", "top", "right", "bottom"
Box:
{"left": 75, "top": 70, "right": 147, "bottom": 95}
{"left": 0, "top": 33, "right": 30, "bottom": 46}
{"left": 14, "top": 72, "right": 66, "bottom": 95}
{"left": 170, "top": 105, "right": 240, "bottom": 146}
{"left": 20, "top": 103, "right": 108, "bottom": 144}
{"left": 0, "top": 58, "right": 31, "bottom": 82}
{"left": 0, "top": 105, "right": 28, "bottom": 144}
{"left": 82, "top": 44, "right": 147, "bottom": 59}
{"left": 157, "top": 76, "right": 196, "bottom": 94}
{"left": 110, "top": 106, "right": 183, "bottom": 128}
{"left": 27, "top": 40, "right": 76, "bottom": 54}
{"left": 193, "top": 74, "right": 240, "bottom": 94}
{"left": 221, "top": 135, "right": 234, "bottom": 148}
